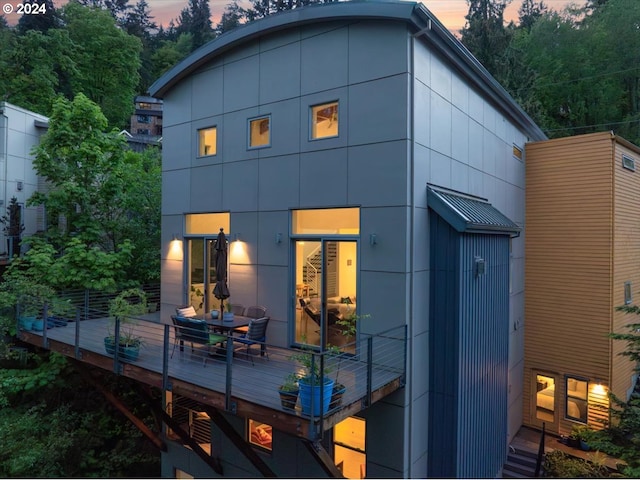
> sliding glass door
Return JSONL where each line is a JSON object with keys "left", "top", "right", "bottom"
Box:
{"left": 294, "top": 239, "right": 357, "bottom": 351}
{"left": 186, "top": 238, "right": 217, "bottom": 315}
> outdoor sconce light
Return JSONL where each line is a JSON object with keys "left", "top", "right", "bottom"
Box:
{"left": 275, "top": 233, "right": 282, "bottom": 244}
{"left": 171, "top": 233, "right": 180, "bottom": 242}
{"left": 369, "top": 234, "right": 377, "bottom": 246}
{"left": 233, "top": 233, "right": 240, "bottom": 242}
{"left": 474, "top": 257, "right": 486, "bottom": 277}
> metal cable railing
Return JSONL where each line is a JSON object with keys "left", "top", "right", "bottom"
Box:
{"left": 18, "top": 290, "right": 406, "bottom": 433}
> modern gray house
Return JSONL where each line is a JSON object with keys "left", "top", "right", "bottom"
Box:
{"left": 0, "top": 102, "right": 49, "bottom": 257}
{"left": 149, "top": 1, "right": 546, "bottom": 477}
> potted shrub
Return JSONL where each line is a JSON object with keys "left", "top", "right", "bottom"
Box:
{"left": 278, "top": 372, "right": 300, "bottom": 410}
{"left": 104, "top": 288, "right": 148, "bottom": 361}
{"left": 290, "top": 341, "right": 334, "bottom": 416}
{"left": 570, "top": 424, "right": 594, "bottom": 451}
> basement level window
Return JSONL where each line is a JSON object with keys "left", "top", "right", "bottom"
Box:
{"left": 622, "top": 154, "right": 636, "bottom": 171}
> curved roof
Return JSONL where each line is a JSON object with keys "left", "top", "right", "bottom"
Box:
{"left": 148, "top": 0, "right": 546, "bottom": 141}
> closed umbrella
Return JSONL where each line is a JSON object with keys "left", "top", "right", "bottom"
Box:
{"left": 212, "top": 228, "right": 230, "bottom": 318}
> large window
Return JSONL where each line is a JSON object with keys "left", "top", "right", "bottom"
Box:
{"left": 334, "top": 417, "right": 366, "bottom": 479}
{"left": 185, "top": 213, "right": 230, "bottom": 314}
{"left": 248, "top": 419, "right": 272, "bottom": 451}
{"left": 566, "top": 376, "right": 588, "bottom": 423}
{"left": 293, "top": 208, "right": 359, "bottom": 351}
{"left": 311, "top": 102, "right": 338, "bottom": 139}
{"left": 198, "top": 127, "right": 217, "bottom": 157}
{"left": 249, "top": 116, "right": 270, "bottom": 148}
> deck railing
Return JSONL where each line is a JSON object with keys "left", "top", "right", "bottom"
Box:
{"left": 17, "top": 291, "right": 407, "bottom": 434}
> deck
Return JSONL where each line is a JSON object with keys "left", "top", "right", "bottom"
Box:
{"left": 18, "top": 313, "right": 406, "bottom": 439}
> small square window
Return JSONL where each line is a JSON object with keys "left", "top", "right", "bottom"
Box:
{"left": 513, "top": 144, "right": 523, "bottom": 160}
{"left": 198, "top": 127, "right": 217, "bottom": 157}
{"left": 248, "top": 419, "right": 272, "bottom": 451}
{"left": 311, "top": 102, "right": 338, "bottom": 139}
{"left": 249, "top": 116, "right": 270, "bottom": 148}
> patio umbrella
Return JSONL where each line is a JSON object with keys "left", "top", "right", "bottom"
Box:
{"left": 212, "top": 228, "right": 230, "bottom": 318}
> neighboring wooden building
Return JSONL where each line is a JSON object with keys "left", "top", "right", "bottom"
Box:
{"left": 524, "top": 131, "right": 640, "bottom": 436}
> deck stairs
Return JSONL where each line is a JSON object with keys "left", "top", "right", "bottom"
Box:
{"left": 501, "top": 446, "right": 539, "bottom": 478}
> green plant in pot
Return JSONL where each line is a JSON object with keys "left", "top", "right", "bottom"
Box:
{"left": 278, "top": 372, "right": 300, "bottom": 410}
{"left": 570, "top": 424, "right": 594, "bottom": 451}
{"left": 16, "top": 280, "right": 56, "bottom": 331}
{"left": 290, "top": 339, "right": 334, "bottom": 417}
{"left": 329, "top": 312, "right": 370, "bottom": 410}
{"left": 104, "top": 288, "right": 148, "bottom": 362}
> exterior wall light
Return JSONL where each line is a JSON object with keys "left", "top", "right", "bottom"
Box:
{"left": 275, "top": 233, "right": 282, "bottom": 244}
{"left": 369, "top": 234, "right": 377, "bottom": 246}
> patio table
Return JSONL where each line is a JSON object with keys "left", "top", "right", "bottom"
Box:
{"left": 206, "top": 315, "right": 252, "bottom": 334}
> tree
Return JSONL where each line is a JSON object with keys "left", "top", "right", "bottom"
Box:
{"left": 176, "top": 0, "right": 213, "bottom": 51}
{"left": 16, "top": 0, "right": 60, "bottom": 33}
{"left": 28, "top": 94, "right": 160, "bottom": 287}
{"left": 518, "top": 0, "right": 547, "bottom": 31}
{"left": 62, "top": 1, "right": 141, "bottom": 128}
{"left": 216, "top": 0, "right": 248, "bottom": 36}
{"left": 460, "top": 0, "right": 512, "bottom": 76}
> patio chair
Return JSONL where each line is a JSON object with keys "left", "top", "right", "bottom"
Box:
{"left": 233, "top": 316, "right": 270, "bottom": 365}
{"left": 234, "top": 305, "right": 267, "bottom": 334}
{"left": 231, "top": 304, "right": 245, "bottom": 315}
{"left": 175, "top": 305, "right": 197, "bottom": 318}
{"left": 171, "top": 315, "right": 226, "bottom": 366}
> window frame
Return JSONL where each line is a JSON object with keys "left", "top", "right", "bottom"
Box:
{"left": 565, "top": 375, "right": 589, "bottom": 424}
{"left": 248, "top": 115, "right": 271, "bottom": 149}
{"left": 198, "top": 126, "right": 218, "bottom": 157}
{"left": 310, "top": 101, "right": 339, "bottom": 140}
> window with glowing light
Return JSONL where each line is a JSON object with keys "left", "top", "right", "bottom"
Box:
{"left": 248, "top": 419, "right": 272, "bottom": 451}
{"left": 198, "top": 127, "right": 217, "bottom": 157}
{"left": 565, "top": 376, "right": 588, "bottom": 423}
{"left": 249, "top": 116, "right": 270, "bottom": 148}
{"left": 311, "top": 101, "right": 338, "bottom": 139}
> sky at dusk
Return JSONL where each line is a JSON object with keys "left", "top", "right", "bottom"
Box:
{"left": 3, "top": 0, "right": 580, "bottom": 33}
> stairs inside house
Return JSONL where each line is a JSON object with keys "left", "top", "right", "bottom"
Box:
{"left": 502, "top": 446, "right": 539, "bottom": 478}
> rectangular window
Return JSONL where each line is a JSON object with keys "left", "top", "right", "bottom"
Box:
{"left": 513, "top": 144, "right": 523, "bottom": 160}
{"left": 625, "top": 281, "right": 632, "bottom": 305}
{"left": 311, "top": 101, "right": 338, "bottom": 139}
{"left": 249, "top": 116, "right": 270, "bottom": 148}
{"left": 198, "top": 127, "right": 217, "bottom": 157}
{"left": 137, "top": 114, "right": 150, "bottom": 123}
{"left": 292, "top": 207, "right": 359, "bottom": 235}
{"left": 566, "top": 376, "right": 588, "bottom": 423}
{"left": 137, "top": 128, "right": 150, "bottom": 135}
{"left": 248, "top": 419, "right": 272, "bottom": 451}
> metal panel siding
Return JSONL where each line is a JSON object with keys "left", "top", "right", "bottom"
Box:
{"left": 429, "top": 213, "right": 511, "bottom": 478}
{"left": 525, "top": 132, "right": 614, "bottom": 433}
{"left": 457, "top": 233, "right": 510, "bottom": 478}
{"left": 428, "top": 213, "right": 460, "bottom": 477}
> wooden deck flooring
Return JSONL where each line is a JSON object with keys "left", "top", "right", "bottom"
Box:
{"left": 19, "top": 315, "right": 405, "bottom": 439}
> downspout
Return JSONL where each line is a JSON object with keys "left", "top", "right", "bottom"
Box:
{"left": 407, "top": 29, "right": 417, "bottom": 479}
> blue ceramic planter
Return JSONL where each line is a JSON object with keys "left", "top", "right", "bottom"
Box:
{"left": 299, "top": 377, "right": 334, "bottom": 416}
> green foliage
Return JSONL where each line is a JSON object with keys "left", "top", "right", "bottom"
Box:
{"left": 29, "top": 93, "right": 160, "bottom": 286}
{"left": 543, "top": 450, "right": 612, "bottom": 478}
{"left": 61, "top": 1, "right": 141, "bottom": 128}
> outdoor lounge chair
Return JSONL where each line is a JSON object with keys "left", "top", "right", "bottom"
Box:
{"left": 234, "top": 305, "right": 267, "bottom": 334}
{"left": 171, "top": 315, "right": 226, "bottom": 366}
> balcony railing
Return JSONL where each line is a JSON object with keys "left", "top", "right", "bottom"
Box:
{"left": 17, "top": 290, "right": 406, "bottom": 439}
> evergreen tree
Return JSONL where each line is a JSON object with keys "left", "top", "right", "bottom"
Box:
{"left": 177, "top": 0, "right": 213, "bottom": 51}
{"left": 16, "top": 0, "right": 60, "bottom": 33}
{"left": 216, "top": 1, "right": 248, "bottom": 36}
{"left": 518, "top": 0, "right": 547, "bottom": 31}
{"left": 460, "top": 0, "right": 512, "bottom": 76}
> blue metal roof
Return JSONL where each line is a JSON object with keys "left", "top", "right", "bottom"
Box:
{"left": 427, "top": 186, "right": 520, "bottom": 235}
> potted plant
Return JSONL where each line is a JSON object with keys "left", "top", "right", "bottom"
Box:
{"left": 278, "top": 372, "right": 300, "bottom": 410}
{"left": 570, "top": 424, "right": 593, "bottom": 451}
{"left": 223, "top": 301, "right": 234, "bottom": 322}
{"left": 16, "top": 281, "right": 56, "bottom": 331}
{"left": 0, "top": 196, "right": 24, "bottom": 258}
{"left": 104, "top": 288, "right": 148, "bottom": 361}
{"left": 290, "top": 340, "right": 334, "bottom": 416}
{"left": 329, "top": 312, "right": 370, "bottom": 410}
